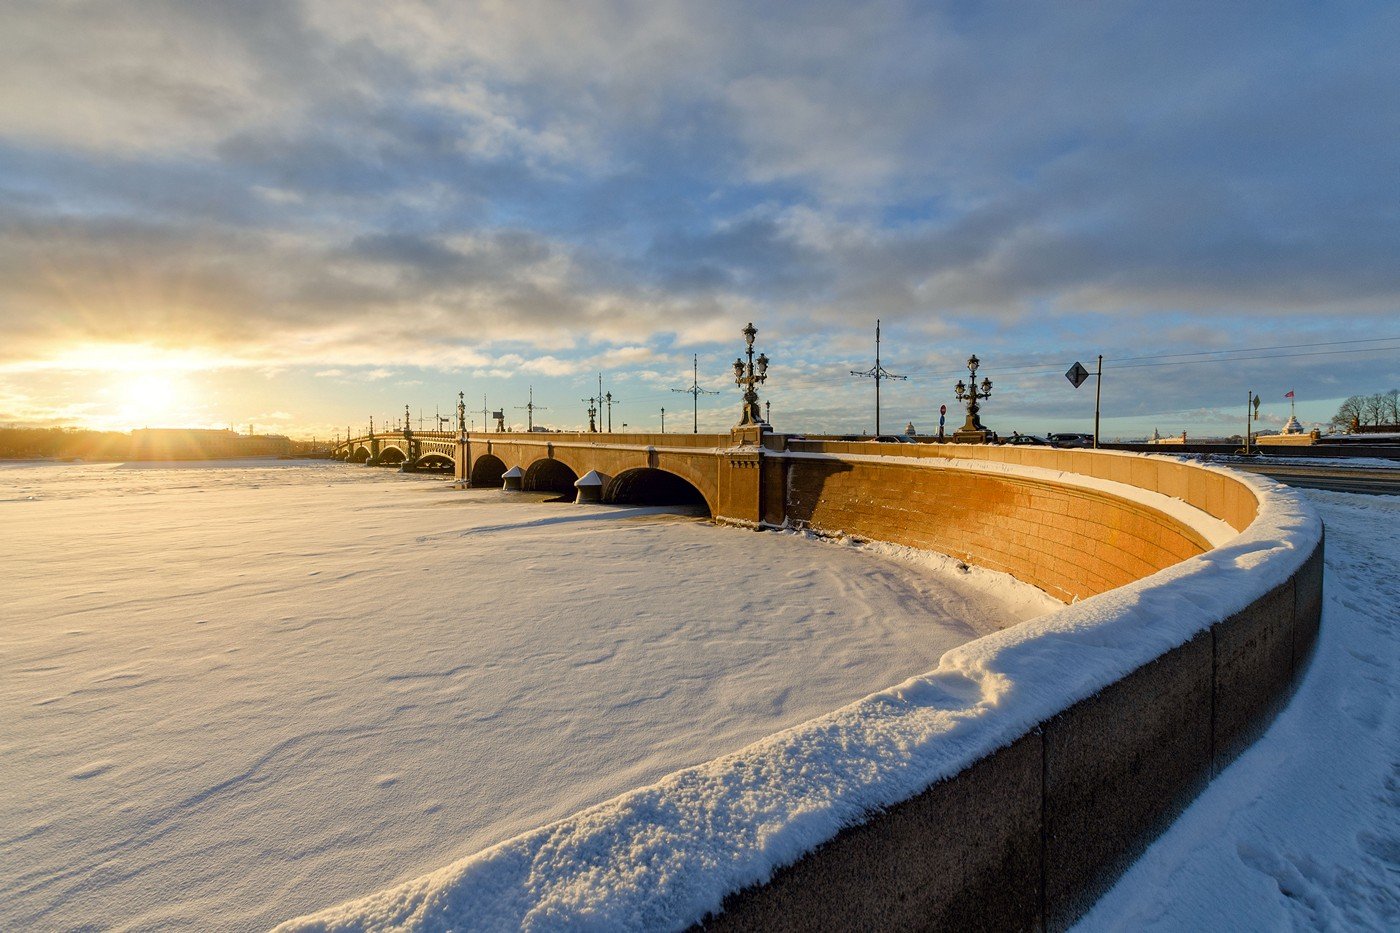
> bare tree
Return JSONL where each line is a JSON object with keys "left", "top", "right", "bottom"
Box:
{"left": 1385, "top": 388, "right": 1400, "bottom": 425}
{"left": 1362, "top": 393, "right": 1386, "bottom": 426}
{"left": 1333, "top": 395, "right": 1365, "bottom": 431}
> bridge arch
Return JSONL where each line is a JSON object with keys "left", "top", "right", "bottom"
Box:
{"left": 603, "top": 467, "right": 711, "bottom": 515}
{"left": 524, "top": 457, "right": 580, "bottom": 496}
{"left": 378, "top": 445, "right": 407, "bottom": 465}
{"left": 348, "top": 445, "right": 371, "bottom": 464}
{"left": 471, "top": 453, "right": 508, "bottom": 487}
{"left": 415, "top": 452, "right": 456, "bottom": 472}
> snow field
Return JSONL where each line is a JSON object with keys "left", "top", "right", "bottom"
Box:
{"left": 0, "top": 460, "right": 1057, "bottom": 931}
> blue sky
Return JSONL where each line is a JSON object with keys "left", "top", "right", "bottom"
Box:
{"left": 0, "top": 0, "right": 1396, "bottom": 439}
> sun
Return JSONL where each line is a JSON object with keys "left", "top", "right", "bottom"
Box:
{"left": 116, "top": 373, "right": 181, "bottom": 427}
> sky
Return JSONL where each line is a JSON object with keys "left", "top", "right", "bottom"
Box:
{"left": 1, "top": 0, "right": 1397, "bottom": 440}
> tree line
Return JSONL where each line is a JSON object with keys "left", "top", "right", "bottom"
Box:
{"left": 1331, "top": 389, "right": 1400, "bottom": 431}
{"left": 0, "top": 427, "right": 133, "bottom": 460}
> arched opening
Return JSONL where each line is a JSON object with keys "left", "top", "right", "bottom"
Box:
{"left": 603, "top": 468, "right": 710, "bottom": 515}
{"left": 348, "top": 446, "right": 370, "bottom": 464}
{"left": 415, "top": 453, "right": 455, "bottom": 473}
{"left": 378, "top": 446, "right": 407, "bottom": 465}
{"left": 524, "top": 458, "right": 579, "bottom": 496}
{"left": 471, "top": 454, "right": 507, "bottom": 487}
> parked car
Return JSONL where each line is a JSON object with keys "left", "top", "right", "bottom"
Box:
{"left": 1048, "top": 432, "right": 1094, "bottom": 448}
{"left": 873, "top": 434, "right": 917, "bottom": 443}
{"left": 1002, "top": 432, "right": 1052, "bottom": 446}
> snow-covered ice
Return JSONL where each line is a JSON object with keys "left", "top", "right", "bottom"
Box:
{"left": 1074, "top": 488, "right": 1400, "bottom": 932}
{"left": 0, "top": 460, "right": 1057, "bottom": 931}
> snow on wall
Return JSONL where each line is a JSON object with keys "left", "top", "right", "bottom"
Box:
{"left": 279, "top": 462, "right": 1321, "bottom": 933}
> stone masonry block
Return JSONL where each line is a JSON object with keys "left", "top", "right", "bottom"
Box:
{"left": 1212, "top": 578, "right": 1295, "bottom": 771}
{"left": 1042, "top": 632, "right": 1212, "bottom": 931}
{"left": 700, "top": 733, "right": 1043, "bottom": 933}
{"left": 1293, "top": 531, "right": 1325, "bottom": 670}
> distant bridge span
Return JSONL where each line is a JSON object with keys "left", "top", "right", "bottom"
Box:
{"left": 333, "top": 427, "right": 765, "bottom": 521}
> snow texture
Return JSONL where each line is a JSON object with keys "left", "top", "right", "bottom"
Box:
{"left": 1073, "top": 488, "right": 1399, "bottom": 932}
{"left": 0, "top": 460, "right": 1055, "bottom": 932}
{"left": 280, "top": 460, "right": 1321, "bottom": 932}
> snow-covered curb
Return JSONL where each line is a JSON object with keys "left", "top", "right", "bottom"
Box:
{"left": 278, "top": 465, "right": 1320, "bottom": 933}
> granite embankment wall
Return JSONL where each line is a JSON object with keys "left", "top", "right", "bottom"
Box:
{"left": 705, "top": 444, "right": 1323, "bottom": 931}
{"left": 764, "top": 441, "right": 1252, "bottom": 603}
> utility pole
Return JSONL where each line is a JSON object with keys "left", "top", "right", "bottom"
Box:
{"left": 482, "top": 395, "right": 489, "bottom": 434}
{"left": 672, "top": 354, "right": 720, "bottom": 433}
{"left": 605, "top": 392, "right": 614, "bottom": 432}
{"left": 515, "top": 385, "right": 548, "bottom": 432}
{"left": 660, "top": 407, "right": 666, "bottom": 433}
{"left": 1095, "top": 354, "right": 1103, "bottom": 449}
{"left": 850, "top": 319, "right": 906, "bottom": 435}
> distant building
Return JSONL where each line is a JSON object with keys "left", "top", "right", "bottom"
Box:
{"left": 129, "top": 428, "right": 292, "bottom": 460}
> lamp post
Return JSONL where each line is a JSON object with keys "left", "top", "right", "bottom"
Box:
{"left": 733, "top": 322, "right": 769, "bottom": 427}
{"left": 457, "top": 391, "right": 467, "bottom": 435}
{"left": 952, "top": 354, "right": 994, "bottom": 443}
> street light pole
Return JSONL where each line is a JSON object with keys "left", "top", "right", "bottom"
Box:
{"left": 952, "top": 355, "right": 994, "bottom": 443}
{"left": 732, "top": 322, "right": 769, "bottom": 427}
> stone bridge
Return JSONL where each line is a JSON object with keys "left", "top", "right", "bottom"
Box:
{"left": 325, "top": 425, "right": 1324, "bottom": 925}
{"left": 335, "top": 426, "right": 769, "bottom": 528}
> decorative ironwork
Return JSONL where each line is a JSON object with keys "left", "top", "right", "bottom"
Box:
{"left": 733, "top": 322, "right": 769, "bottom": 427}
{"left": 953, "top": 354, "right": 993, "bottom": 440}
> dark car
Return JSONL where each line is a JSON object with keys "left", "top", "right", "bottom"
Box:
{"left": 1047, "top": 432, "right": 1094, "bottom": 448}
{"left": 1002, "top": 432, "right": 1053, "bottom": 446}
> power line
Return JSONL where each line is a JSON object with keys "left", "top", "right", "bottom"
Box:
{"left": 898, "top": 340, "right": 1400, "bottom": 382}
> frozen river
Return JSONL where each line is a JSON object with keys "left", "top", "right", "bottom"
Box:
{"left": 0, "top": 460, "right": 1059, "bottom": 931}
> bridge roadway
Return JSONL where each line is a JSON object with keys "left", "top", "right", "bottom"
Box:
{"left": 1224, "top": 461, "right": 1400, "bottom": 496}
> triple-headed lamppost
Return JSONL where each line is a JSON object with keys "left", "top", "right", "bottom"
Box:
{"left": 952, "top": 354, "right": 994, "bottom": 443}
{"left": 733, "top": 322, "right": 769, "bottom": 428}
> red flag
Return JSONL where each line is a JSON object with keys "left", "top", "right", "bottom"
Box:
{"left": 1284, "top": 390, "right": 1295, "bottom": 398}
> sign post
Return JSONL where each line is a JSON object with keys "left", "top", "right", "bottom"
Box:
{"left": 1066, "top": 356, "right": 1104, "bottom": 448}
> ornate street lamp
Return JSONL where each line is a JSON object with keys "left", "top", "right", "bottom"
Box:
{"left": 952, "top": 354, "right": 995, "bottom": 443}
{"left": 457, "top": 391, "right": 467, "bottom": 435}
{"left": 733, "top": 322, "right": 769, "bottom": 427}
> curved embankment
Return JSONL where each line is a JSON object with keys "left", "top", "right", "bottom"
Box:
{"left": 279, "top": 446, "right": 1322, "bottom": 933}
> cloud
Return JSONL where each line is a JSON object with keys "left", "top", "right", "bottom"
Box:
{"left": 0, "top": 1, "right": 1397, "bottom": 435}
